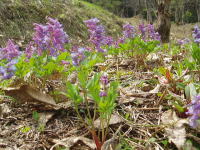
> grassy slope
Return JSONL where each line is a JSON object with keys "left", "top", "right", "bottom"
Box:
{"left": 0, "top": 0, "right": 123, "bottom": 46}
{"left": 0, "top": 0, "right": 199, "bottom": 47}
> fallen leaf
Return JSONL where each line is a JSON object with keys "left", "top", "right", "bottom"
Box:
{"left": 149, "top": 84, "right": 160, "bottom": 93}
{"left": 4, "top": 85, "right": 59, "bottom": 108}
{"left": 50, "top": 136, "right": 96, "bottom": 150}
{"left": 0, "top": 103, "right": 11, "bottom": 117}
{"left": 25, "top": 85, "right": 57, "bottom": 106}
{"left": 101, "top": 138, "right": 120, "bottom": 150}
{"left": 146, "top": 53, "right": 159, "bottom": 61}
{"left": 101, "top": 125, "right": 122, "bottom": 150}
{"left": 161, "top": 110, "right": 188, "bottom": 149}
{"left": 94, "top": 114, "right": 123, "bottom": 129}
{"left": 38, "top": 112, "right": 55, "bottom": 125}
{"left": 158, "top": 76, "right": 169, "bottom": 85}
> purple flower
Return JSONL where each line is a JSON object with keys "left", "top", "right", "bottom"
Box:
{"left": 61, "top": 60, "right": 70, "bottom": 65}
{"left": 99, "top": 91, "right": 107, "bottom": 97}
{"left": 177, "top": 38, "right": 190, "bottom": 45}
{"left": 0, "top": 59, "right": 17, "bottom": 80}
{"left": 146, "top": 24, "right": 161, "bottom": 41}
{"left": 123, "top": 24, "right": 135, "bottom": 39}
{"left": 103, "top": 36, "right": 113, "bottom": 46}
{"left": 32, "top": 17, "right": 69, "bottom": 56}
{"left": 1, "top": 40, "right": 20, "bottom": 60}
{"left": 0, "top": 40, "right": 20, "bottom": 80}
{"left": 84, "top": 18, "right": 100, "bottom": 31}
{"left": 193, "top": 25, "right": 200, "bottom": 44}
{"left": 100, "top": 75, "right": 109, "bottom": 85}
{"left": 186, "top": 95, "right": 200, "bottom": 128}
{"left": 71, "top": 47, "right": 86, "bottom": 66}
{"left": 3, "top": 72, "right": 14, "bottom": 80}
{"left": 84, "top": 18, "right": 111, "bottom": 52}
{"left": 138, "top": 24, "right": 160, "bottom": 41}
{"left": 139, "top": 24, "right": 146, "bottom": 39}
{"left": 25, "top": 42, "right": 36, "bottom": 58}
{"left": 0, "top": 66, "right": 6, "bottom": 75}
{"left": 114, "top": 38, "right": 125, "bottom": 48}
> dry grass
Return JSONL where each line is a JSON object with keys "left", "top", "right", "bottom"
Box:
{"left": 122, "top": 16, "right": 200, "bottom": 41}
{"left": 171, "top": 23, "right": 200, "bottom": 40}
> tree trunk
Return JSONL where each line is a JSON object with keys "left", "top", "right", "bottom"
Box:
{"left": 175, "top": 7, "right": 179, "bottom": 23}
{"left": 196, "top": 0, "right": 200, "bottom": 22}
{"left": 146, "top": 0, "right": 153, "bottom": 24}
{"left": 156, "top": 0, "right": 171, "bottom": 43}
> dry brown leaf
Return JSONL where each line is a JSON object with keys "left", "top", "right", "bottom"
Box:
{"left": 149, "top": 84, "right": 161, "bottom": 94}
{"left": 38, "top": 112, "right": 55, "bottom": 125}
{"left": 101, "top": 125, "right": 122, "bottom": 150}
{"left": 4, "top": 85, "right": 61, "bottom": 108}
{"left": 25, "top": 85, "right": 57, "bottom": 105}
{"left": 94, "top": 114, "right": 123, "bottom": 129}
{"left": 161, "top": 110, "right": 188, "bottom": 149}
{"left": 50, "top": 136, "right": 96, "bottom": 150}
{"left": 0, "top": 103, "right": 11, "bottom": 117}
{"left": 101, "top": 138, "right": 120, "bottom": 150}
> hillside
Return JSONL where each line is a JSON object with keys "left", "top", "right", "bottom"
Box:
{"left": 0, "top": 0, "right": 123, "bottom": 46}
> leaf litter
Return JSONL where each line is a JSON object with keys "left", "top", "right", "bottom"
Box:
{"left": 0, "top": 54, "right": 191, "bottom": 150}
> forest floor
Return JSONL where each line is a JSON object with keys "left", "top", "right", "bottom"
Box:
{"left": 1, "top": 48, "right": 200, "bottom": 150}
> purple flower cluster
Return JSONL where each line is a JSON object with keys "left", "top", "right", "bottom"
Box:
{"left": 138, "top": 24, "right": 160, "bottom": 41}
{"left": 99, "top": 91, "right": 107, "bottom": 97}
{"left": 193, "top": 25, "right": 200, "bottom": 44}
{"left": 0, "top": 40, "right": 20, "bottom": 80}
{"left": 99, "top": 74, "right": 109, "bottom": 97}
{"left": 0, "top": 59, "right": 17, "bottom": 80}
{"left": 71, "top": 46, "right": 86, "bottom": 66}
{"left": 28, "top": 17, "right": 69, "bottom": 57}
{"left": 177, "top": 38, "right": 190, "bottom": 45}
{"left": 25, "top": 42, "right": 36, "bottom": 59}
{"left": 84, "top": 18, "right": 113, "bottom": 52}
{"left": 139, "top": 24, "right": 146, "bottom": 38}
{"left": 0, "top": 40, "right": 20, "bottom": 60}
{"left": 114, "top": 24, "right": 135, "bottom": 47}
{"left": 186, "top": 95, "right": 200, "bottom": 128}
{"left": 100, "top": 75, "right": 109, "bottom": 85}
{"left": 123, "top": 24, "right": 135, "bottom": 39}
{"left": 114, "top": 37, "right": 125, "bottom": 48}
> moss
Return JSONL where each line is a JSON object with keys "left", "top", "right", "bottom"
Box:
{"left": 0, "top": 0, "right": 123, "bottom": 46}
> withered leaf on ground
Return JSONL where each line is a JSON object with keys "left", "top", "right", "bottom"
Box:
{"left": 50, "top": 136, "right": 96, "bottom": 150}
{"left": 4, "top": 85, "right": 61, "bottom": 109}
{"left": 161, "top": 110, "right": 188, "bottom": 149}
{"left": 38, "top": 112, "right": 55, "bottom": 125}
{"left": 94, "top": 114, "right": 123, "bottom": 129}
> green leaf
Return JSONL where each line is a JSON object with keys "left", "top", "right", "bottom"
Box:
{"left": 185, "top": 84, "right": 190, "bottom": 100}
{"left": 173, "top": 102, "right": 185, "bottom": 113}
{"left": 20, "top": 126, "right": 31, "bottom": 133}
{"left": 87, "top": 73, "right": 101, "bottom": 102}
{"left": 77, "top": 68, "right": 88, "bottom": 89}
{"left": 66, "top": 82, "right": 83, "bottom": 105}
{"left": 32, "top": 111, "right": 39, "bottom": 121}
{"left": 161, "top": 140, "right": 168, "bottom": 147}
{"left": 189, "top": 83, "right": 197, "bottom": 99}
{"left": 57, "top": 52, "right": 70, "bottom": 62}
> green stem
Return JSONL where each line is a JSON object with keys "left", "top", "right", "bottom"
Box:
{"left": 84, "top": 89, "right": 93, "bottom": 128}
{"left": 74, "top": 105, "right": 90, "bottom": 131}
{"left": 93, "top": 103, "right": 97, "bottom": 122}
{"left": 100, "top": 116, "right": 105, "bottom": 142}
{"left": 116, "top": 56, "right": 120, "bottom": 83}
{"left": 103, "top": 114, "right": 112, "bottom": 142}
